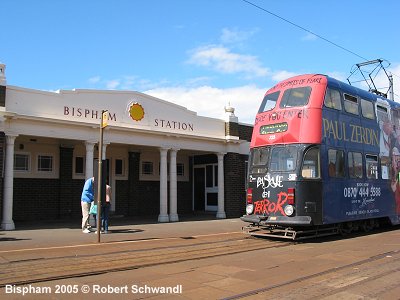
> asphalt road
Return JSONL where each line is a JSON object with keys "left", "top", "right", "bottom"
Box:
{"left": 1, "top": 218, "right": 399, "bottom": 299}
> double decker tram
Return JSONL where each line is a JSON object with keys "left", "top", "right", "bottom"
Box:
{"left": 241, "top": 74, "right": 400, "bottom": 239}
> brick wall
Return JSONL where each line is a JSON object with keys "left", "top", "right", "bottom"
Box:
{"left": 12, "top": 146, "right": 84, "bottom": 221}
{"left": 224, "top": 152, "right": 247, "bottom": 217}
{"left": 239, "top": 124, "right": 253, "bottom": 142}
{"left": 0, "top": 85, "right": 5, "bottom": 107}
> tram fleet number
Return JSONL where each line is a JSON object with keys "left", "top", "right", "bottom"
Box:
{"left": 343, "top": 183, "right": 381, "bottom": 198}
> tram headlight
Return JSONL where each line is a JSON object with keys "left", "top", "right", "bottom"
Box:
{"left": 246, "top": 204, "right": 254, "bottom": 215}
{"left": 284, "top": 205, "right": 295, "bottom": 216}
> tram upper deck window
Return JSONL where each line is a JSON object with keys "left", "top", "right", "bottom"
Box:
{"left": 324, "top": 88, "right": 342, "bottom": 110}
{"left": 250, "top": 147, "right": 270, "bottom": 174}
{"left": 279, "top": 87, "right": 311, "bottom": 108}
{"left": 270, "top": 146, "right": 298, "bottom": 171}
{"left": 344, "top": 94, "right": 359, "bottom": 115}
{"left": 377, "top": 105, "right": 389, "bottom": 123}
{"left": 361, "top": 99, "right": 375, "bottom": 120}
{"left": 348, "top": 151, "right": 363, "bottom": 178}
{"left": 258, "top": 91, "right": 279, "bottom": 113}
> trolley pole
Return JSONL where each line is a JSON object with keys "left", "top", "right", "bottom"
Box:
{"left": 96, "top": 110, "right": 108, "bottom": 243}
{"left": 389, "top": 74, "right": 394, "bottom": 101}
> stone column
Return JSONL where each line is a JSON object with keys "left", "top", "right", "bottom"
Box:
{"left": 216, "top": 152, "right": 226, "bottom": 219}
{"left": 85, "top": 141, "right": 95, "bottom": 179}
{"left": 158, "top": 148, "right": 169, "bottom": 222}
{"left": 1, "top": 134, "right": 17, "bottom": 230}
{"left": 169, "top": 149, "right": 179, "bottom": 222}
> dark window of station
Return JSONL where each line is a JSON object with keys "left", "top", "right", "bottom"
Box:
{"left": 14, "top": 153, "right": 30, "bottom": 171}
{"left": 38, "top": 155, "right": 53, "bottom": 172}
{"left": 177, "top": 163, "right": 184, "bottom": 176}
{"left": 205, "top": 164, "right": 218, "bottom": 188}
{"left": 279, "top": 86, "right": 311, "bottom": 108}
{"left": 75, "top": 156, "right": 84, "bottom": 174}
{"left": 142, "top": 161, "right": 153, "bottom": 175}
{"left": 328, "top": 149, "right": 345, "bottom": 178}
{"left": 115, "top": 159, "right": 123, "bottom": 176}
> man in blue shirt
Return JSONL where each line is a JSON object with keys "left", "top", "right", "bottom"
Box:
{"left": 81, "top": 177, "right": 95, "bottom": 233}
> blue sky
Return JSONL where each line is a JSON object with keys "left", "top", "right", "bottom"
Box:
{"left": 1, "top": 0, "right": 399, "bottom": 123}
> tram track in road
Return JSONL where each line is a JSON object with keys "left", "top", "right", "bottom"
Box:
{"left": 0, "top": 232, "right": 291, "bottom": 288}
{"left": 222, "top": 249, "right": 400, "bottom": 300}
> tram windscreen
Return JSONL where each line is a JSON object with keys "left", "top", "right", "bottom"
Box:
{"left": 270, "top": 146, "right": 298, "bottom": 171}
{"left": 258, "top": 91, "right": 279, "bottom": 113}
{"left": 250, "top": 145, "right": 299, "bottom": 173}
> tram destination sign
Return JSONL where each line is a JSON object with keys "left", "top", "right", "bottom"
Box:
{"left": 260, "top": 122, "right": 288, "bottom": 135}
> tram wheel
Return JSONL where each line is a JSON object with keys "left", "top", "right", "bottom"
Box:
{"left": 361, "top": 219, "right": 375, "bottom": 232}
{"left": 339, "top": 222, "right": 353, "bottom": 235}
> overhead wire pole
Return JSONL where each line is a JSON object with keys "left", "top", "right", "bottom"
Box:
{"left": 96, "top": 110, "right": 108, "bottom": 243}
{"left": 389, "top": 74, "right": 394, "bottom": 101}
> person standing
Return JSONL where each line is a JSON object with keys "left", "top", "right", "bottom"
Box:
{"left": 81, "top": 177, "right": 95, "bottom": 233}
{"left": 101, "top": 184, "right": 111, "bottom": 233}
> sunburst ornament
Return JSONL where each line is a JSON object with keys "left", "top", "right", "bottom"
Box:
{"left": 129, "top": 102, "right": 145, "bottom": 121}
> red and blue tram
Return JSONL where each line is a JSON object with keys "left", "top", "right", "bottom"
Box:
{"left": 241, "top": 74, "right": 400, "bottom": 239}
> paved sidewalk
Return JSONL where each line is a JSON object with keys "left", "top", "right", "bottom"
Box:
{"left": 0, "top": 215, "right": 244, "bottom": 251}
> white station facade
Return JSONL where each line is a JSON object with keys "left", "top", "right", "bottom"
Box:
{"left": 0, "top": 63, "right": 252, "bottom": 230}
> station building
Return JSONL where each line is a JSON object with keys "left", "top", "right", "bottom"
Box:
{"left": 0, "top": 64, "right": 253, "bottom": 230}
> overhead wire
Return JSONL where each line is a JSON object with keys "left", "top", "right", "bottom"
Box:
{"left": 241, "top": 0, "right": 399, "bottom": 100}
{"left": 241, "top": 0, "right": 369, "bottom": 61}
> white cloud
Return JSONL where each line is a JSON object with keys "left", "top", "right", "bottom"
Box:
{"left": 220, "top": 27, "right": 258, "bottom": 44}
{"left": 105, "top": 79, "right": 120, "bottom": 89}
{"left": 188, "top": 45, "right": 269, "bottom": 77}
{"left": 145, "top": 85, "right": 267, "bottom": 124}
{"left": 301, "top": 33, "right": 317, "bottom": 41}
{"left": 88, "top": 76, "right": 101, "bottom": 84}
{"left": 271, "top": 70, "right": 299, "bottom": 82}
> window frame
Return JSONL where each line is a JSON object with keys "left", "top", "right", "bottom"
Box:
{"left": 365, "top": 154, "right": 378, "bottom": 179}
{"left": 348, "top": 151, "right": 363, "bottom": 179}
{"left": 115, "top": 158, "right": 124, "bottom": 176}
{"left": 324, "top": 88, "right": 342, "bottom": 110}
{"left": 360, "top": 99, "right": 375, "bottom": 120}
{"left": 74, "top": 156, "right": 85, "bottom": 175}
{"left": 327, "top": 148, "right": 345, "bottom": 178}
{"left": 301, "top": 146, "right": 321, "bottom": 179}
{"left": 343, "top": 93, "right": 359, "bottom": 115}
{"left": 14, "top": 152, "right": 31, "bottom": 172}
{"left": 141, "top": 161, "right": 154, "bottom": 175}
{"left": 258, "top": 91, "right": 280, "bottom": 113}
{"left": 37, "top": 154, "right": 54, "bottom": 173}
{"left": 279, "top": 86, "right": 312, "bottom": 109}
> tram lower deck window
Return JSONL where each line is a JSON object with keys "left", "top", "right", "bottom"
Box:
{"left": 301, "top": 147, "right": 320, "bottom": 179}
{"left": 366, "top": 155, "right": 378, "bottom": 179}
{"left": 328, "top": 149, "right": 345, "bottom": 178}
{"left": 348, "top": 152, "right": 363, "bottom": 178}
